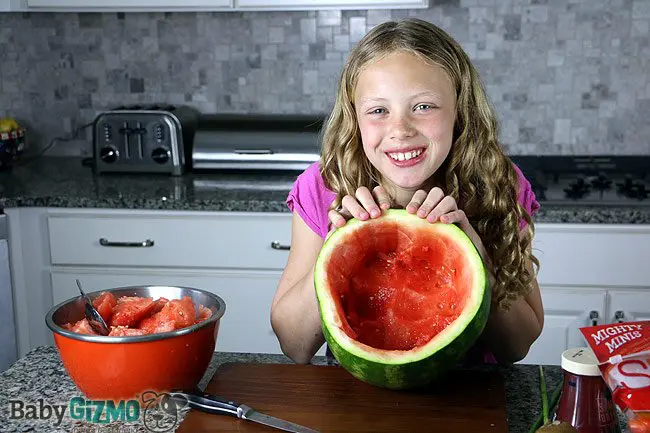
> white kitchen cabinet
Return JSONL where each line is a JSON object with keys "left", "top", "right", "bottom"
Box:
{"left": 515, "top": 223, "right": 650, "bottom": 365}
{"left": 0, "top": 0, "right": 26, "bottom": 10}
{"left": 518, "top": 288, "right": 650, "bottom": 365}
{"left": 532, "top": 223, "right": 650, "bottom": 288}
{"left": 519, "top": 287, "right": 608, "bottom": 366}
{"left": 25, "top": 0, "right": 232, "bottom": 10}
{"left": 5, "top": 0, "right": 428, "bottom": 11}
{"left": 7, "top": 207, "right": 309, "bottom": 359}
{"left": 607, "top": 290, "right": 650, "bottom": 323}
{"left": 235, "top": 0, "right": 429, "bottom": 10}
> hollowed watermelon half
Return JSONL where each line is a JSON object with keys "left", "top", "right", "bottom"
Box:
{"left": 314, "top": 209, "right": 490, "bottom": 389}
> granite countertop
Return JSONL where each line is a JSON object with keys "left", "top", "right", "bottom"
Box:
{"left": 0, "top": 346, "right": 566, "bottom": 433}
{"left": 1, "top": 156, "right": 649, "bottom": 223}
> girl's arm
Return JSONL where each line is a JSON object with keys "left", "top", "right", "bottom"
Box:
{"left": 272, "top": 186, "right": 388, "bottom": 363}
{"left": 480, "top": 250, "right": 545, "bottom": 364}
{"left": 270, "top": 212, "right": 326, "bottom": 364}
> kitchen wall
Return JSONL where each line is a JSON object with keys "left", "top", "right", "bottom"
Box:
{"left": 0, "top": 0, "right": 648, "bottom": 157}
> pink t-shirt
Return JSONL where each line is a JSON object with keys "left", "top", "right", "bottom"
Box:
{"left": 286, "top": 161, "right": 540, "bottom": 365}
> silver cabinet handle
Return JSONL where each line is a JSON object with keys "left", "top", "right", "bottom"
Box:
{"left": 270, "top": 241, "right": 290, "bottom": 251}
{"left": 234, "top": 149, "right": 274, "bottom": 154}
{"left": 99, "top": 238, "right": 154, "bottom": 248}
{"left": 615, "top": 310, "right": 625, "bottom": 323}
{"left": 589, "top": 310, "right": 599, "bottom": 326}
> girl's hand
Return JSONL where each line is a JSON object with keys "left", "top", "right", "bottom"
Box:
{"left": 406, "top": 188, "right": 491, "bottom": 265}
{"left": 406, "top": 187, "right": 465, "bottom": 224}
{"left": 328, "top": 186, "right": 391, "bottom": 229}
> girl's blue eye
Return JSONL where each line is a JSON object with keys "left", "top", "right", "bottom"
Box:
{"left": 415, "top": 104, "right": 433, "bottom": 111}
{"left": 370, "top": 108, "right": 386, "bottom": 114}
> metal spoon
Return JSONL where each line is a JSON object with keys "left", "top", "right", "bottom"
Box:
{"left": 75, "top": 279, "right": 110, "bottom": 336}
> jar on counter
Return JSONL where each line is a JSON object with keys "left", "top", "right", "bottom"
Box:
{"left": 554, "top": 347, "right": 621, "bottom": 433}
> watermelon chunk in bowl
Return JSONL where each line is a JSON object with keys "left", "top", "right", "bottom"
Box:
{"left": 45, "top": 285, "right": 226, "bottom": 401}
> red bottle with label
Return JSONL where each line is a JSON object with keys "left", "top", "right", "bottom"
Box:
{"left": 554, "top": 347, "right": 621, "bottom": 433}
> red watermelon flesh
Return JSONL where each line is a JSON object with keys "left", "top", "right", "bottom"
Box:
{"left": 325, "top": 220, "right": 470, "bottom": 351}
{"left": 62, "top": 294, "right": 214, "bottom": 336}
{"left": 315, "top": 209, "right": 489, "bottom": 389}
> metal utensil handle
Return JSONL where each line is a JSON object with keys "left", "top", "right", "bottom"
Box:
{"left": 76, "top": 279, "right": 92, "bottom": 303}
{"left": 172, "top": 392, "right": 242, "bottom": 418}
{"left": 271, "top": 241, "right": 290, "bottom": 251}
{"left": 99, "top": 238, "right": 154, "bottom": 247}
{"left": 76, "top": 279, "right": 109, "bottom": 335}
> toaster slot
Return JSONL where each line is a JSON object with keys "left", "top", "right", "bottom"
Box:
{"left": 119, "top": 121, "right": 130, "bottom": 159}
{"left": 135, "top": 121, "right": 144, "bottom": 159}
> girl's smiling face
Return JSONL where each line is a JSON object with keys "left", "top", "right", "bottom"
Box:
{"left": 354, "top": 50, "right": 457, "bottom": 198}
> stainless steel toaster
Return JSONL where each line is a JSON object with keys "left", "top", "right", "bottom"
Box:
{"left": 92, "top": 104, "right": 200, "bottom": 176}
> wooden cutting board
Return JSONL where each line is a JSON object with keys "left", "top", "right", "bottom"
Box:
{"left": 176, "top": 362, "right": 508, "bottom": 433}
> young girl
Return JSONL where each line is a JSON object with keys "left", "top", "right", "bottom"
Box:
{"left": 270, "top": 17, "right": 544, "bottom": 366}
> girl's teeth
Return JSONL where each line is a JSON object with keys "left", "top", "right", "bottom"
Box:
{"left": 389, "top": 149, "right": 423, "bottom": 161}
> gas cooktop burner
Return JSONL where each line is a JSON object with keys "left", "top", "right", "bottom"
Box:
{"left": 510, "top": 155, "right": 650, "bottom": 207}
{"left": 618, "top": 176, "right": 649, "bottom": 199}
{"left": 590, "top": 173, "right": 612, "bottom": 191}
{"left": 564, "top": 177, "right": 591, "bottom": 200}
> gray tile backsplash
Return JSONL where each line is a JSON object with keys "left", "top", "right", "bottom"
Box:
{"left": 0, "top": 0, "right": 648, "bottom": 157}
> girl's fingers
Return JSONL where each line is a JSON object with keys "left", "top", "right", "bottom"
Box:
{"left": 328, "top": 184, "right": 396, "bottom": 229}
{"left": 355, "top": 187, "right": 381, "bottom": 218}
{"left": 342, "top": 194, "right": 370, "bottom": 220}
{"left": 327, "top": 209, "right": 348, "bottom": 228}
{"left": 439, "top": 209, "right": 467, "bottom": 225}
{"left": 372, "top": 185, "right": 391, "bottom": 210}
{"left": 427, "top": 195, "right": 458, "bottom": 223}
{"left": 406, "top": 190, "right": 428, "bottom": 214}
{"left": 417, "top": 187, "right": 445, "bottom": 218}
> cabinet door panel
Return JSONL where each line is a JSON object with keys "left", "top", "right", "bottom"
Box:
{"left": 518, "top": 287, "right": 607, "bottom": 365}
{"left": 607, "top": 290, "right": 650, "bottom": 323}
{"left": 236, "top": 0, "right": 427, "bottom": 8}
{"left": 533, "top": 225, "right": 650, "bottom": 288}
{"left": 27, "top": 0, "right": 231, "bottom": 8}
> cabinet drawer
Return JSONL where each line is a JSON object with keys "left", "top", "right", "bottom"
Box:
{"left": 47, "top": 212, "right": 292, "bottom": 269}
{"left": 534, "top": 224, "right": 650, "bottom": 287}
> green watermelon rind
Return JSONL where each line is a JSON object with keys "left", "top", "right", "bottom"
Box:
{"left": 314, "top": 209, "right": 490, "bottom": 389}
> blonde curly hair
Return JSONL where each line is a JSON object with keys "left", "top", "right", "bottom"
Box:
{"left": 320, "top": 18, "right": 538, "bottom": 310}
